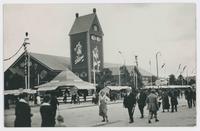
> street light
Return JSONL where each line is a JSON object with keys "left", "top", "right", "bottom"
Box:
{"left": 23, "top": 32, "right": 30, "bottom": 89}
{"left": 156, "top": 51, "right": 161, "bottom": 80}
{"left": 118, "top": 51, "right": 126, "bottom": 86}
{"left": 118, "top": 51, "right": 126, "bottom": 65}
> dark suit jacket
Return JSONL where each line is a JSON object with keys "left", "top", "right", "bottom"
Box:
{"left": 14, "top": 100, "right": 32, "bottom": 127}
{"left": 40, "top": 103, "right": 55, "bottom": 127}
{"left": 123, "top": 92, "right": 137, "bottom": 108}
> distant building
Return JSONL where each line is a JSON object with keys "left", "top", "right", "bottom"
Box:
{"left": 104, "top": 64, "right": 155, "bottom": 86}
{"left": 69, "top": 8, "right": 104, "bottom": 82}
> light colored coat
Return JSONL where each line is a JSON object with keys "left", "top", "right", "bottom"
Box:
{"left": 146, "top": 93, "right": 159, "bottom": 112}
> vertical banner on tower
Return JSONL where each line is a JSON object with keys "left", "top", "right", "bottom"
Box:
{"left": 90, "top": 35, "right": 103, "bottom": 72}
{"left": 70, "top": 32, "right": 89, "bottom": 81}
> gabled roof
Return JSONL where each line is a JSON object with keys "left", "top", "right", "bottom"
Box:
{"left": 5, "top": 52, "right": 71, "bottom": 73}
{"left": 30, "top": 52, "right": 70, "bottom": 71}
{"left": 69, "top": 13, "right": 96, "bottom": 35}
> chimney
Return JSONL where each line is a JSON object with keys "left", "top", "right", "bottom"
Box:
{"left": 75, "top": 13, "right": 79, "bottom": 18}
{"left": 93, "top": 8, "right": 96, "bottom": 13}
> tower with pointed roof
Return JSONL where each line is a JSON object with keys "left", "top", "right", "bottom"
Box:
{"left": 69, "top": 8, "right": 104, "bottom": 82}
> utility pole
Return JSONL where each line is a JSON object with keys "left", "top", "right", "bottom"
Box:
{"left": 135, "top": 55, "right": 138, "bottom": 89}
{"left": 23, "top": 32, "right": 30, "bottom": 89}
{"left": 156, "top": 52, "right": 161, "bottom": 80}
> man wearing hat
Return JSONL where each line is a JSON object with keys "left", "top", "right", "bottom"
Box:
{"left": 146, "top": 89, "right": 159, "bottom": 123}
{"left": 123, "top": 88, "right": 137, "bottom": 123}
{"left": 14, "top": 93, "right": 33, "bottom": 127}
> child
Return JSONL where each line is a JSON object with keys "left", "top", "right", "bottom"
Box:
{"left": 55, "top": 115, "right": 66, "bottom": 127}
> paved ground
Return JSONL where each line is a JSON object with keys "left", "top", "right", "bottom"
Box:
{"left": 4, "top": 97, "right": 196, "bottom": 127}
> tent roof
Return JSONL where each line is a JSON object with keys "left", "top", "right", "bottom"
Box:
{"left": 106, "top": 86, "right": 131, "bottom": 91}
{"left": 4, "top": 89, "right": 36, "bottom": 95}
{"left": 53, "top": 69, "right": 81, "bottom": 82}
{"left": 36, "top": 70, "right": 95, "bottom": 91}
{"left": 144, "top": 85, "right": 192, "bottom": 89}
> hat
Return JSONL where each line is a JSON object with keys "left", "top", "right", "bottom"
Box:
{"left": 57, "top": 115, "right": 64, "bottom": 122}
{"left": 151, "top": 89, "right": 156, "bottom": 93}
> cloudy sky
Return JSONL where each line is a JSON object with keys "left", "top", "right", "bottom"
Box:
{"left": 3, "top": 3, "right": 196, "bottom": 77}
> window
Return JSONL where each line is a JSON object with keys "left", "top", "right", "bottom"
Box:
{"left": 91, "top": 35, "right": 97, "bottom": 41}
{"left": 93, "top": 25, "right": 98, "bottom": 31}
{"left": 97, "top": 37, "right": 101, "bottom": 42}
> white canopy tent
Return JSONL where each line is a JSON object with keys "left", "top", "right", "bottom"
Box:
{"left": 144, "top": 85, "right": 192, "bottom": 89}
{"left": 4, "top": 89, "right": 37, "bottom": 95}
{"left": 35, "top": 70, "right": 95, "bottom": 91}
{"left": 105, "top": 86, "right": 132, "bottom": 91}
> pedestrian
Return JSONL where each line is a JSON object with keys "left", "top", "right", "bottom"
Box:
{"left": 185, "top": 88, "right": 193, "bottom": 108}
{"left": 36, "top": 95, "right": 41, "bottom": 105}
{"left": 137, "top": 89, "right": 147, "bottom": 118}
{"left": 50, "top": 93, "right": 59, "bottom": 126}
{"left": 63, "top": 93, "right": 67, "bottom": 104}
{"left": 146, "top": 89, "right": 159, "bottom": 124}
{"left": 161, "top": 90, "right": 170, "bottom": 112}
{"left": 99, "top": 91, "right": 110, "bottom": 122}
{"left": 169, "top": 89, "right": 178, "bottom": 112}
{"left": 40, "top": 95, "right": 55, "bottom": 127}
{"left": 55, "top": 115, "right": 66, "bottom": 127}
{"left": 192, "top": 88, "right": 196, "bottom": 107}
{"left": 14, "top": 93, "right": 33, "bottom": 127}
{"left": 123, "top": 88, "right": 137, "bottom": 123}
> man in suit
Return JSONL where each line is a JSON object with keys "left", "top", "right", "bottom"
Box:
{"left": 40, "top": 95, "right": 55, "bottom": 127}
{"left": 146, "top": 89, "right": 159, "bottom": 124}
{"left": 50, "top": 93, "right": 59, "bottom": 126}
{"left": 123, "top": 88, "right": 137, "bottom": 123}
{"left": 14, "top": 93, "right": 33, "bottom": 127}
{"left": 137, "top": 89, "right": 147, "bottom": 118}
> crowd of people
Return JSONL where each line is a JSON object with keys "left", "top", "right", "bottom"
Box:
{"left": 98, "top": 87, "right": 196, "bottom": 124}
{"left": 13, "top": 87, "right": 195, "bottom": 127}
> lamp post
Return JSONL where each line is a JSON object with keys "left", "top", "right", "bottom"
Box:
{"left": 149, "top": 60, "right": 152, "bottom": 86}
{"left": 156, "top": 52, "right": 161, "bottom": 80}
{"left": 23, "top": 32, "right": 30, "bottom": 89}
{"left": 118, "top": 51, "right": 125, "bottom": 86}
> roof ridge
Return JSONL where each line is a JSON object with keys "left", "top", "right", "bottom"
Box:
{"left": 30, "top": 52, "right": 69, "bottom": 59}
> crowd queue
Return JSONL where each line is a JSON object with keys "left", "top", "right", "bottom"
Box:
{"left": 13, "top": 87, "right": 196, "bottom": 127}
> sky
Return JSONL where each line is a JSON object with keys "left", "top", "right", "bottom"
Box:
{"left": 3, "top": 3, "right": 196, "bottom": 78}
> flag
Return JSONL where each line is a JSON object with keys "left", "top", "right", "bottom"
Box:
{"left": 161, "top": 63, "right": 165, "bottom": 68}
{"left": 183, "top": 66, "right": 187, "bottom": 72}
{"left": 176, "top": 64, "right": 181, "bottom": 73}
{"left": 178, "top": 64, "right": 181, "bottom": 70}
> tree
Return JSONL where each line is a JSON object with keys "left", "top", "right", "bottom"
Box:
{"left": 189, "top": 78, "right": 196, "bottom": 85}
{"left": 177, "top": 74, "right": 186, "bottom": 85}
{"left": 169, "top": 74, "right": 176, "bottom": 85}
{"left": 96, "top": 68, "right": 114, "bottom": 92}
{"left": 129, "top": 66, "right": 143, "bottom": 89}
{"left": 120, "top": 65, "right": 130, "bottom": 86}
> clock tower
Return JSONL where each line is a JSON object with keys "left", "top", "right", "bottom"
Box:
{"left": 69, "top": 8, "right": 104, "bottom": 82}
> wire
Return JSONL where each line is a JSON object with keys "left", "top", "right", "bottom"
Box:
{"left": 3, "top": 44, "right": 24, "bottom": 61}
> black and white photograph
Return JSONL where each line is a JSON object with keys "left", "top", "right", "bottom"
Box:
{"left": 2, "top": 1, "right": 198, "bottom": 128}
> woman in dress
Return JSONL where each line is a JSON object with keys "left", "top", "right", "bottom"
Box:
{"left": 99, "top": 91, "right": 110, "bottom": 122}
